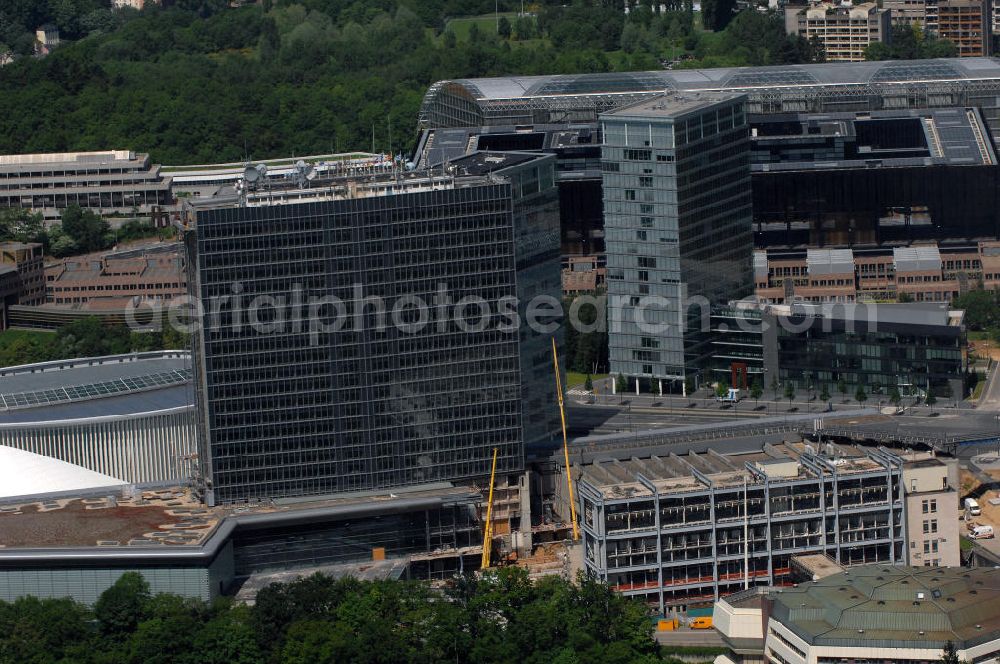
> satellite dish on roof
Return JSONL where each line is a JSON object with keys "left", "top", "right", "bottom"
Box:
{"left": 243, "top": 165, "right": 260, "bottom": 184}
{"left": 255, "top": 163, "right": 268, "bottom": 179}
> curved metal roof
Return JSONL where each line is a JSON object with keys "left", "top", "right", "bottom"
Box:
{"left": 433, "top": 58, "right": 1000, "bottom": 102}
{"left": 0, "top": 352, "right": 192, "bottom": 413}
{"left": 0, "top": 446, "right": 125, "bottom": 499}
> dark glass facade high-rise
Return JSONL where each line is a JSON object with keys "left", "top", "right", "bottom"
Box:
{"left": 602, "top": 93, "right": 753, "bottom": 384}
{"left": 185, "top": 157, "right": 559, "bottom": 504}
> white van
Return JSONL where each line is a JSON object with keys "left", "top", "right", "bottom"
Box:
{"left": 971, "top": 524, "right": 995, "bottom": 540}
{"left": 966, "top": 497, "right": 982, "bottom": 518}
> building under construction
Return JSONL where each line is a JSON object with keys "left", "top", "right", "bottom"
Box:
{"left": 573, "top": 441, "right": 907, "bottom": 614}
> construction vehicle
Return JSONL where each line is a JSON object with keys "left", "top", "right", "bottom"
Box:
{"left": 551, "top": 338, "right": 579, "bottom": 540}
{"left": 689, "top": 616, "right": 714, "bottom": 629}
{"left": 480, "top": 448, "right": 499, "bottom": 569}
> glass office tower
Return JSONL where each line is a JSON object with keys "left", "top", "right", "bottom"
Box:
{"left": 184, "top": 158, "right": 558, "bottom": 504}
{"left": 602, "top": 93, "right": 754, "bottom": 386}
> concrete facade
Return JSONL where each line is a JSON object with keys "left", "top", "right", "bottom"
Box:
{"left": 902, "top": 454, "right": 961, "bottom": 568}
{"left": 44, "top": 243, "right": 185, "bottom": 306}
{"left": 575, "top": 442, "right": 906, "bottom": 614}
{"left": 784, "top": 3, "right": 892, "bottom": 62}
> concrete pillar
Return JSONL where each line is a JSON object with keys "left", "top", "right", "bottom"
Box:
{"left": 635, "top": 378, "right": 640, "bottom": 395}
{"left": 658, "top": 379, "right": 663, "bottom": 396}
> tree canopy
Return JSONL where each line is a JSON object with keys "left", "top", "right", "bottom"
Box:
{"left": 865, "top": 24, "right": 956, "bottom": 60}
{"left": 0, "top": 568, "right": 664, "bottom": 664}
{"left": 0, "top": 2, "right": 824, "bottom": 165}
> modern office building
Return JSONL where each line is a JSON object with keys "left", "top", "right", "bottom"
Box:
{"left": 751, "top": 107, "right": 1000, "bottom": 249}
{"left": 44, "top": 242, "right": 186, "bottom": 306}
{"left": 183, "top": 153, "right": 561, "bottom": 504}
{"left": 414, "top": 123, "right": 604, "bottom": 261}
{"left": 0, "top": 150, "right": 172, "bottom": 220}
{"left": 0, "top": 241, "right": 44, "bottom": 305}
{"left": 574, "top": 441, "right": 910, "bottom": 613}
{"left": 708, "top": 301, "right": 967, "bottom": 397}
{"left": 714, "top": 566, "right": 1000, "bottom": 664}
{"left": 784, "top": 3, "right": 892, "bottom": 62}
{"left": 759, "top": 302, "right": 967, "bottom": 399}
{"left": 938, "top": 0, "right": 992, "bottom": 57}
{"left": 420, "top": 58, "right": 1000, "bottom": 139}
{"left": 0, "top": 482, "right": 484, "bottom": 605}
{"left": 756, "top": 241, "right": 1000, "bottom": 304}
{"left": 602, "top": 93, "right": 753, "bottom": 385}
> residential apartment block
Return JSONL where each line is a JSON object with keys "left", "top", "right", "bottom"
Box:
{"left": 784, "top": 3, "right": 892, "bottom": 62}
{"left": 938, "top": 0, "right": 992, "bottom": 56}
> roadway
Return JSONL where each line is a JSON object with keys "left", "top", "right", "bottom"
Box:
{"left": 565, "top": 391, "right": 1000, "bottom": 459}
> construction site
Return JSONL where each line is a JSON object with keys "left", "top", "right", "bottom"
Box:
{"left": 565, "top": 441, "right": 908, "bottom": 614}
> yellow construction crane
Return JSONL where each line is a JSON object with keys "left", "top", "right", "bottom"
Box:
{"left": 480, "top": 447, "right": 499, "bottom": 569}
{"left": 552, "top": 337, "right": 579, "bottom": 541}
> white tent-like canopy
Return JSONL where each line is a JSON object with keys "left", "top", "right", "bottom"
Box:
{"left": 0, "top": 446, "right": 126, "bottom": 500}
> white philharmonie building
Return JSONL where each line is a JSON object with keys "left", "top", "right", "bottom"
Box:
{"left": 0, "top": 351, "right": 196, "bottom": 499}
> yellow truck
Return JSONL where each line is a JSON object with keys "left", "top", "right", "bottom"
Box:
{"left": 689, "top": 616, "right": 714, "bottom": 630}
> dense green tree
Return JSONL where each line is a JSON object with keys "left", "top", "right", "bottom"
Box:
{"left": 60, "top": 204, "right": 111, "bottom": 253}
{"left": 865, "top": 24, "right": 957, "bottom": 60}
{"left": 615, "top": 372, "right": 628, "bottom": 394}
{"left": 784, "top": 381, "right": 795, "bottom": 406}
{"left": 750, "top": 378, "right": 762, "bottom": 405}
{"left": 838, "top": 378, "right": 848, "bottom": 400}
{"left": 771, "top": 374, "right": 780, "bottom": 400}
{"left": 953, "top": 290, "right": 999, "bottom": 331}
{"left": 0, "top": 555, "right": 663, "bottom": 663}
{"left": 855, "top": 385, "right": 868, "bottom": 405}
{"left": 926, "top": 389, "right": 937, "bottom": 406}
{"left": 820, "top": 384, "right": 830, "bottom": 402}
{"left": 94, "top": 572, "right": 152, "bottom": 636}
{"left": 890, "top": 385, "right": 902, "bottom": 407}
{"left": 584, "top": 373, "right": 593, "bottom": 391}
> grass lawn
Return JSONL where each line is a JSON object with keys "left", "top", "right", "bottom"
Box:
{"left": 566, "top": 372, "right": 608, "bottom": 389}
{"left": 973, "top": 379, "right": 987, "bottom": 400}
{"left": 961, "top": 536, "right": 973, "bottom": 551}
{"left": 0, "top": 328, "right": 55, "bottom": 346}
{"left": 444, "top": 12, "right": 518, "bottom": 41}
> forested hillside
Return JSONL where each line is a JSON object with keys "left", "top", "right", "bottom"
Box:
{"left": 0, "top": 0, "right": 822, "bottom": 164}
